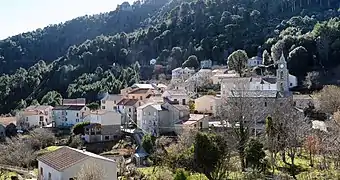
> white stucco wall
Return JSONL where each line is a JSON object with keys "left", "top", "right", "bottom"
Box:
{"left": 39, "top": 157, "right": 117, "bottom": 180}
{"left": 61, "top": 158, "right": 117, "bottom": 180}
{"left": 38, "top": 161, "right": 62, "bottom": 180}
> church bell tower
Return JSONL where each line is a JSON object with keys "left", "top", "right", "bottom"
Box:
{"left": 276, "top": 53, "right": 289, "bottom": 92}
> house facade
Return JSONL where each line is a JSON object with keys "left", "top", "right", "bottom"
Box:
{"left": 83, "top": 110, "right": 122, "bottom": 143}
{"left": 52, "top": 105, "right": 90, "bottom": 128}
{"left": 195, "top": 95, "right": 221, "bottom": 116}
{"left": 117, "top": 99, "right": 143, "bottom": 125}
{"left": 101, "top": 94, "right": 123, "bottom": 111}
{"left": 37, "top": 146, "right": 117, "bottom": 180}
{"left": 137, "top": 103, "right": 168, "bottom": 136}
{"left": 171, "top": 67, "right": 195, "bottom": 82}
{"left": 248, "top": 56, "right": 262, "bottom": 67}
{"left": 18, "top": 106, "right": 53, "bottom": 128}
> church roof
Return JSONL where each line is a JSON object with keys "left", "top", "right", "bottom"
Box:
{"left": 228, "top": 90, "right": 279, "bottom": 98}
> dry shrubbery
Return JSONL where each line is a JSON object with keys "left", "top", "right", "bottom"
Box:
{"left": 0, "top": 128, "right": 56, "bottom": 168}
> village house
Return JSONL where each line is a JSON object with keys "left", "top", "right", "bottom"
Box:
{"left": 194, "top": 95, "right": 221, "bottom": 116}
{"left": 117, "top": 98, "right": 143, "bottom": 126}
{"left": 137, "top": 101, "right": 190, "bottom": 136}
{"left": 137, "top": 103, "right": 168, "bottom": 136}
{"left": 52, "top": 105, "right": 90, "bottom": 128}
{"left": 211, "top": 69, "right": 239, "bottom": 85}
{"left": 161, "top": 101, "right": 190, "bottom": 128}
{"left": 248, "top": 56, "right": 263, "bottom": 67}
{"left": 293, "top": 94, "right": 315, "bottom": 110}
{"left": 101, "top": 94, "right": 123, "bottom": 111}
{"left": 83, "top": 110, "right": 122, "bottom": 143}
{"left": 171, "top": 67, "right": 195, "bottom": 82}
{"left": 162, "top": 89, "right": 190, "bottom": 105}
{"left": 175, "top": 114, "right": 210, "bottom": 135}
{"left": 200, "top": 59, "right": 213, "bottom": 69}
{"left": 17, "top": 105, "right": 53, "bottom": 129}
{"left": 126, "top": 88, "right": 154, "bottom": 101}
{"left": 37, "top": 146, "right": 117, "bottom": 180}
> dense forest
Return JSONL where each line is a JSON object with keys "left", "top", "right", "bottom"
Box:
{"left": 0, "top": 0, "right": 340, "bottom": 114}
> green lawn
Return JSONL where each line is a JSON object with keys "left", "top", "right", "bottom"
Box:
{"left": 138, "top": 166, "right": 208, "bottom": 180}
{"left": 0, "top": 171, "right": 17, "bottom": 180}
{"left": 45, "top": 146, "right": 61, "bottom": 151}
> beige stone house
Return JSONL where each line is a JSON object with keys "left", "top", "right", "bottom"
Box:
{"left": 17, "top": 105, "right": 53, "bottom": 129}
{"left": 195, "top": 95, "right": 221, "bottom": 116}
{"left": 101, "top": 94, "right": 123, "bottom": 111}
{"left": 175, "top": 114, "right": 210, "bottom": 134}
{"left": 37, "top": 146, "right": 117, "bottom": 180}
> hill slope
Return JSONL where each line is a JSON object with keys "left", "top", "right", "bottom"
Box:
{"left": 0, "top": 0, "right": 340, "bottom": 114}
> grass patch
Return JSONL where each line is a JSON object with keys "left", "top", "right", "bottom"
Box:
{"left": 0, "top": 171, "right": 17, "bottom": 180}
{"left": 138, "top": 166, "right": 208, "bottom": 180}
{"left": 45, "top": 146, "right": 61, "bottom": 151}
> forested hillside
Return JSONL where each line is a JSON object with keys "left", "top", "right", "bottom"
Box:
{"left": 0, "top": 0, "right": 340, "bottom": 114}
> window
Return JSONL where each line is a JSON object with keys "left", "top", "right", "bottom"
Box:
{"left": 40, "top": 116, "right": 43, "bottom": 121}
{"left": 132, "top": 96, "right": 135, "bottom": 99}
{"left": 280, "top": 71, "right": 284, "bottom": 79}
{"left": 105, "top": 136, "right": 110, "bottom": 140}
{"left": 264, "top": 102, "right": 267, "bottom": 107}
{"left": 154, "top": 112, "right": 157, "bottom": 116}
{"left": 182, "top": 99, "right": 186, "bottom": 105}
{"left": 76, "top": 113, "right": 79, "bottom": 117}
{"left": 48, "top": 172, "right": 51, "bottom": 180}
{"left": 65, "top": 118, "right": 68, "bottom": 121}
{"left": 26, "top": 117, "right": 28, "bottom": 121}
{"left": 102, "top": 106, "right": 106, "bottom": 109}
{"left": 40, "top": 167, "right": 43, "bottom": 176}
{"left": 76, "top": 119, "right": 79, "bottom": 122}
{"left": 174, "top": 99, "right": 178, "bottom": 102}
{"left": 102, "top": 100, "right": 106, "bottom": 104}
{"left": 210, "top": 106, "right": 213, "bottom": 111}
{"left": 290, "top": 83, "right": 293, "bottom": 86}
{"left": 114, "top": 100, "right": 116, "bottom": 104}
{"left": 200, "top": 122, "right": 203, "bottom": 129}
{"left": 129, "top": 108, "right": 131, "bottom": 112}
{"left": 148, "top": 112, "right": 151, "bottom": 116}
{"left": 140, "top": 96, "right": 143, "bottom": 100}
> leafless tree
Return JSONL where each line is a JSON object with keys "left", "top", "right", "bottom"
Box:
{"left": 30, "top": 128, "right": 56, "bottom": 149}
{"left": 316, "top": 85, "right": 340, "bottom": 114}
{"left": 76, "top": 162, "right": 106, "bottom": 180}
{"left": 217, "top": 81, "right": 262, "bottom": 171}
{"left": 0, "top": 137, "right": 36, "bottom": 168}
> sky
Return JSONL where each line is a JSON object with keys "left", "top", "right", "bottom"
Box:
{"left": 0, "top": 0, "right": 134, "bottom": 39}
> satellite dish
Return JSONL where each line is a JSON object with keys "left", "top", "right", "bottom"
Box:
{"left": 150, "top": 59, "right": 156, "bottom": 65}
